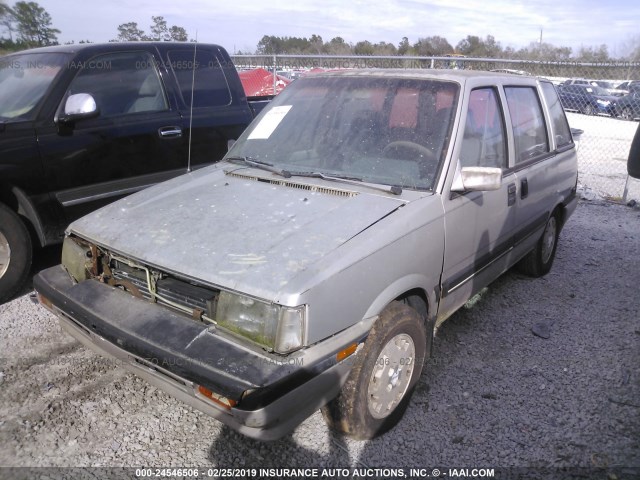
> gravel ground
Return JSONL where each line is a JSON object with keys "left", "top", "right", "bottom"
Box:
{"left": 0, "top": 200, "right": 639, "bottom": 478}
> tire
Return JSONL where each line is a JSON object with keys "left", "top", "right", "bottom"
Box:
{"left": 583, "top": 104, "right": 594, "bottom": 115}
{"left": 517, "top": 210, "right": 560, "bottom": 277}
{"left": 0, "top": 203, "right": 33, "bottom": 304}
{"left": 321, "top": 301, "right": 427, "bottom": 440}
{"left": 621, "top": 107, "right": 633, "bottom": 121}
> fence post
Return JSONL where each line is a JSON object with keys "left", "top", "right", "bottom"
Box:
{"left": 273, "top": 55, "right": 277, "bottom": 95}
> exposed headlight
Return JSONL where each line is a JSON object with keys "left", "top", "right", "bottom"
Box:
{"left": 214, "top": 291, "right": 305, "bottom": 353}
{"left": 61, "top": 236, "right": 93, "bottom": 283}
{"left": 597, "top": 99, "right": 610, "bottom": 106}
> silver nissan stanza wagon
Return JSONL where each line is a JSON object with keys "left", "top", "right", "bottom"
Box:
{"left": 35, "top": 70, "right": 578, "bottom": 441}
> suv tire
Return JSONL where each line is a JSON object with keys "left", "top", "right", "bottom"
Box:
{"left": 0, "top": 204, "right": 33, "bottom": 303}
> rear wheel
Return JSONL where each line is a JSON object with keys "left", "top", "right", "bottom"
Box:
{"left": 517, "top": 210, "right": 559, "bottom": 277}
{"left": 321, "top": 301, "right": 427, "bottom": 440}
{"left": 0, "top": 204, "right": 33, "bottom": 303}
{"left": 583, "top": 104, "right": 594, "bottom": 115}
{"left": 621, "top": 107, "right": 633, "bottom": 121}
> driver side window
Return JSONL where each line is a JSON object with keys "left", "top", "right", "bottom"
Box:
{"left": 460, "top": 88, "right": 507, "bottom": 169}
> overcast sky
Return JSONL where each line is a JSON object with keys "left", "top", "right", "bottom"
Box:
{"left": 36, "top": 0, "right": 640, "bottom": 57}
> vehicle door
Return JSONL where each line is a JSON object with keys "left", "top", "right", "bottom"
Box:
{"left": 506, "top": 82, "right": 575, "bottom": 259}
{"left": 36, "top": 48, "right": 186, "bottom": 222}
{"left": 163, "top": 46, "right": 253, "bottom": 170}
{"left": 438, "top": 84, "right": 517, "bottom": 325}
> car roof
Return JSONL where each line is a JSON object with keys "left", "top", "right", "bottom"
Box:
{"left": 308, "top": 68, "right": 543, "bottom": 84}
{"left": 1, "top": 42, "right": 223, "bottom": 57}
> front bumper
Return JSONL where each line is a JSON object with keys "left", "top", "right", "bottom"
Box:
{"left": 34, "top": 266, "right": 354, "bottom": 440}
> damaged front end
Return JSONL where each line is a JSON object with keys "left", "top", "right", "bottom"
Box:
{"left": 59, "top": 235, "right": 305, "bottom": 354}
{"left": 61, "top": 235, "right": 219, "bottom": 324}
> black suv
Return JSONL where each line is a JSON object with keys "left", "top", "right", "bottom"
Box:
{"left": 0, "top": 42, "right": 264, "bottom": 302}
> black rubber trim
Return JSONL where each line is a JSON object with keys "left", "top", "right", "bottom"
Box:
{"left": 556, "top": 143, "right": 575, "bottom": 154}
{"left": 441, "top": 236, "right": 513, "bottom": 297}
{"left": 33, "top": 266, "right": 335, "bottom": 410}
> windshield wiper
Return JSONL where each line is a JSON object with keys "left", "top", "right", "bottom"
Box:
{"left": 226, "top": 158, "right": 402, "bottom": 195}
{"left": 226, "top": 156, "right": 292, "bottom": 178}
{"left": 287, "top": 171, "right": 402, "bottom": 195}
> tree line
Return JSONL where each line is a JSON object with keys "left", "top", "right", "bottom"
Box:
{"left": 254, "top": 34, "right": 631, "bottom": 63}
{"left": 1, "top": 1, "right": 638, "bottom": 63}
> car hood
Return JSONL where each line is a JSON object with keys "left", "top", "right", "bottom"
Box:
{"left": 69, "top": 165, "right": 406, "bottom": 301}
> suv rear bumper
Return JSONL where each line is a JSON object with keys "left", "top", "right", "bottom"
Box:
{"left": 34, "top": 266, "right": 353, "bottom": 440}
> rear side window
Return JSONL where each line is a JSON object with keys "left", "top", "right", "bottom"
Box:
{"left": 169, "top": 49, "right": 231, "bottom": 108}
{"left": 504, "top": 87, "right": 549, "bottom": 164}
{"left": 540, "top": 82, "right": 572, "bottom": 148}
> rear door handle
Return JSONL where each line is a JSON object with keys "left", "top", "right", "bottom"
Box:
{"left": 158, "top": 126, "right": 182, "bottom": 138}
{"left": 507, "top": 183, "right": 517, "bottom": 206}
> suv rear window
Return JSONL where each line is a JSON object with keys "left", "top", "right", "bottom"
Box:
{"left": 169, "top": 49, "right": 231, "bottom": 108}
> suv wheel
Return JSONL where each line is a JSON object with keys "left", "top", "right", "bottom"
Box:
{"left": 517, "top": 210, "right": 560, "bottom": 277}
{"left": 321, "top": 301, "right": 427, "bottom": 440}
{"left": 583, "top": 104, "right": 594, "bottom": 115}
{"left": 621, "top": 107, "right": 633, "bottom": 121}
{"left": 0, "top": 204, "right": 33, "bottom": 303}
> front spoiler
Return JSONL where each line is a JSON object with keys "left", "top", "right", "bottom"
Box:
{"left": 34, "top": 266, "right": 353, "bottom": 440}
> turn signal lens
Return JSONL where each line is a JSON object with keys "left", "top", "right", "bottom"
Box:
{"left": 336, "top": 343, "right": 358, "bottom": 362}
{"left": 37, "top": 293, "right": 54, "bottom": 312}
{"left": 196, "top": 385, "right": 237, "bottom": 409}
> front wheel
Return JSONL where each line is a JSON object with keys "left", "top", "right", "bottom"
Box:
{"left": 321, "top": 301, "right": 427, "bottom": 440}
{"left": 583, "top": 104, "right": 594, "bottom": 115}
{"left": 0, "top": 204, "right": 33, "bottom": 304}
{"left": 620, "top": 107, "right": 633, "bottom": 121}
{"left": 517, "top": 211, "right": 559, "bottom": 277}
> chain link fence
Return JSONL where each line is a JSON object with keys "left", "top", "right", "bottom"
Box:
{"left": 232, "top": 54, "right": 640, "bottom": 202}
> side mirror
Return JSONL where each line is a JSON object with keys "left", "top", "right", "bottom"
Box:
{"left": 570, "top": 128, "right": 584, "bottom": 141}
{"left": 628, "top": 125, "right": 640, "bottom": 179}
{"left": 451, "top": 166, "right": 502, "bottom": 192}
{"left": 57, "top": 93, "right": 99, "bottom": 124}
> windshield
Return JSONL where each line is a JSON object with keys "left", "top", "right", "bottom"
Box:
{"left": 228, "top": 75, "right": 460, "bottom": 191}
{"left": 0, "top": 52, "right": 70, "bottom": 120}
{"left": 594, "top": 81, "right": 614, "bottom": 89}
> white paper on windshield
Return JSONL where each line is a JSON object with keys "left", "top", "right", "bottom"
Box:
{"left": 248, "top": 105, "right": 292, "bottom": 139}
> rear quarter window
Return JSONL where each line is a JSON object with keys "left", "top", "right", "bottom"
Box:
{"left": 540, "top": 82, "right": 572, "bottom": 149}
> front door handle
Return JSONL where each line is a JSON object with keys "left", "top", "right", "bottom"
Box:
{"left": 521, "top": 178, "right": 529, "bottom": 199}
{"left": 507, "top": 183, "right": 517, "bottom": 206}
{"left": 158, "top": 126, "right": 183, "bottom": 138}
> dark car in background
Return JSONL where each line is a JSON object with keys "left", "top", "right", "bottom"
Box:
{"left": 591, "top": 81, "right": 626, "bottom": 96}
{"left": 614, "top": 91, "right": 640, "bottom": 121}
{"left": 557, "top": 84, "right": 618, "bottom": 116}
{"left": 615, "top": 81, "right": 640, "bottom": 97}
